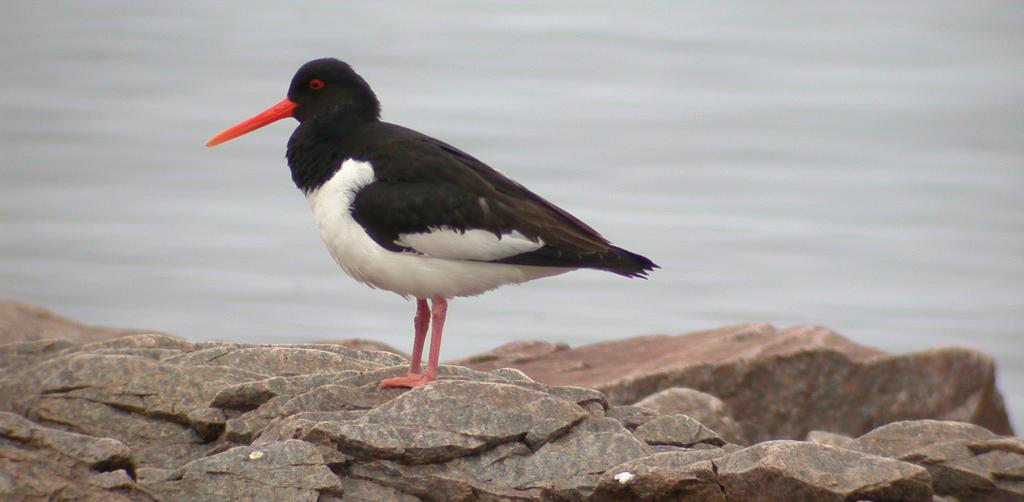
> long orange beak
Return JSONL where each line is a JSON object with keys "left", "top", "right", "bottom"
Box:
{"left": 205, "top": 98, "right": 297, "bottom": 147}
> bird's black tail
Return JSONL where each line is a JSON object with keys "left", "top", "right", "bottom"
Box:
{"left": 493, "top": 243, "right": 658, "bottom": 278}
{"left": 598, "top": 246, "right": 659, "bottom": 278}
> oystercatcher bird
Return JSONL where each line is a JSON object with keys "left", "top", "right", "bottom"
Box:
{"left": 206, "top": 58, "right": 657, "bottom": 388}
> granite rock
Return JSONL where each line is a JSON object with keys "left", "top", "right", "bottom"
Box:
{"left": 848, "top": 420, "right": 1024, "bottom": 501}
{"left": 0, "top": 411, "right": 147, "bottom": 501}
{"left": 1, "top": 304, "right": 1020, "bottom": 501}
{"left": 715, "top": 440, "right": 934, "bottom": 502}
{"left": 632, "top": 413, "right": 726, "bottom": 448}
{"left": 593, "top": 447, "right": 739, "bottom": 501}
{"left": 456, "top": 323, "right": 1013, "bottom": 442}
{"left": 634, "top": 387, "right": 745, "bottom": 444}
{"left": 805, "top": 430, "right": 855, "bottom": 449}
{"left": 140, "top": 439, "right": 340, "bottom": 501}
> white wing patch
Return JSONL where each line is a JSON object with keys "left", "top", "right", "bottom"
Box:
{"left": 395, "top": 227, "right": 544, "bottom": 261}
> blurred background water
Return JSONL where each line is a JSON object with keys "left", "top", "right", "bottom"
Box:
{"left": 1, "top": 2, "right": 1021, "bottom": 430}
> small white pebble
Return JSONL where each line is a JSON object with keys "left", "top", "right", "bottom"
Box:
{"left": 248, "top": 450, "right": 264, "bottom": 460}
{"left": 614, "top": 471, "right": 634, "bottom": 484}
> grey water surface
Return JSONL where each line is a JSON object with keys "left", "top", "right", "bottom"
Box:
{"left": 2, "top": 2, "right": 1022, "bottom": 430}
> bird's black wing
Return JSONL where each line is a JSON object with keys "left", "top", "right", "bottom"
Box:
{"left": 348, "top": 123, "right": 657, "bottom": 277}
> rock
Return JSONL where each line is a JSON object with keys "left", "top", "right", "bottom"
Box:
{"left": 141, "top": 439, "right": 340, "bottom": 501}
{"left": 716, "top": 440, "right": 934, "bottom": 501}
{"left": 805, "top": 430, "right": 854, "bottom": 449}
{"left": 22, "top": 352, "right": 262, "bottom": 468}
{"left": 549, "top": 385, "right": 608, "bottom": 410}
{"left": 165, "top": 341, "right": 406, "bottom": 371}
{"left": 594, "top": 438, "right": 935, "bottom": 502}
{"left": 850, "top": 419, "right": 997, "bottom": 459}
{"left": 337, "top": 363, "right": 550, "bottom": 393}
{"left": 309, "top": 338, "right": 408, "bottom": 358}
{"left": 606, "top": 405, "right": 660, "bottom": 430}
{"left": 335, "top": 477, "right": 422, "bottom": 502}
{"left": 187, "top": 407, "right": 227, "bottom": 442}
{"left": 524, "top": 416, "right": 572, "bottom": 449}
{"left": 634, "top": 387, "right": 745, "bottom": 444}
{"left": 3, "top": 304, "right": 1022, "bottom": 501}
{"left": 450, "top": 339, "right": 570, "bottom": 365}
{"left": 348, "top": 455, "right": 539, "bottom": 502}
{"left": 457, "top": 323, "right": 1014, "bottom": 442}
{"left": 253, "top": 411, "right": 363, "bottom": 449}
{"left": 969, "top": 437, "right": 1024, "bottom": 455}
{"left": 0, "top": 301, "right": 155, "bottom": 344}
{"left": 168, "top": 346, "right": 380, "bottom": 376}
{"left": 0, "top": 338, "right": 76, "bottom": 377}
{"left": 211, "top": 374, "right": 334, "bottom": 411}
{"left": 848, "top": 420, "right": 1024, "bottom": 501}
{"left": 0, "top": 411, "right": 133, "bottom": 470}
{"left": 277, "top": 381, "right": 393, "bottom": 416}
{"left": 305, "top": 420, "right": 489, "bottom": 465}
{"left": 298, "top": 380, "right": 587, "bottom": 464}
{"left": 295, "top": 343, "right": 409, "bottom": 367}
{"left": 593, "top": 449, "right": 737, "bottom": 502}
{"left": 633, "top": 414, "right": 725, "bottom": 448}
{"left": 0, "top": 333, "right": 202, "bottom": 410}
{"left": 211, "top": 373, "right": 373, "bottom": 444}
{"left": 31, "top": 396, "right": 206, "bottom": 471}
{"left": 499, "top": 416, "right": 652, "bottom": 495}
{"left": 490, "top": 367, "right": 536, "bottom": 383}
{"left": 85, "top": 469, "right": 135, "bottom": 489}
{"left": 363, "top": 380, "right": 584, "bottom": 441}
{"left": 221, "top": 397, "right": 285, "bottom": 443}
{"left": 349, "top": 416, "right": 652, "bottom": 500}
{"left": 0, "top": 411, "right": 148, "bottom": 501}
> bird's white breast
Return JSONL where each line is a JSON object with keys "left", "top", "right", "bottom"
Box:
{"left": 304, "top": 159, "right": 568, "bottom": 299}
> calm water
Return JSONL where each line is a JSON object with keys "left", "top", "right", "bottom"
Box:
{"left": 2, "top": 2, "right": 1022, "bottom": 430}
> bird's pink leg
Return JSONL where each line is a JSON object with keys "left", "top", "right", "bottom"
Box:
{"left": 379, "top": 299, "right": 432, "bottom": 388}
{"left": 378, "top": 297, "right": 448, "bottom": 388}
{"left": 408, "top": 299, "right": 430, "bottom": 374}
{"left": 422, "top": 296, "right": 448, "bottom": 382}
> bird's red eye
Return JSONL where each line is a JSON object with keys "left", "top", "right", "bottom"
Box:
{"left": 308, "top": 79, "right": 324, "bottom": 90}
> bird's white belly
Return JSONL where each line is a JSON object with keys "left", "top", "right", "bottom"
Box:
{"left": 304, "top": 159, "right": 569, "bottom": 299}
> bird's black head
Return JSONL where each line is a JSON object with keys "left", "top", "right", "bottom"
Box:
{"left": 205, "top": 58, "right": 380, "bottom": 147}
{"left": 287, "top": 58, "right": 381, "bottom": 125}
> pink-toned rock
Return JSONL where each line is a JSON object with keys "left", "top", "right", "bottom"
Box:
{"left": 0, "top": 301, "right": 154, "bottom": 345}
{"left": 455, "top": 323, "right": 1013, "bottom": 442}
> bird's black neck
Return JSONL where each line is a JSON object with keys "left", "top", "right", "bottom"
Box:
{"left": 286, "top": 119, "right": 370, "bottom": 193}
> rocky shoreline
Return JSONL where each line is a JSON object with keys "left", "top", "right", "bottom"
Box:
{"left": 0, "top": 302, "right": 1021, "bottom": 501}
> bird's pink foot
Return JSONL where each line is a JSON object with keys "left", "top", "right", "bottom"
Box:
{"left": 378, "top": 373, "right": 435, "bottom": 388}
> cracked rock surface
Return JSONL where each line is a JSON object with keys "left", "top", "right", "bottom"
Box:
{"left": 848, "top": 420, "right": 1024, "bottom": 501}
{"left": 455, "top": 323, "right": 1014, "bottom": 442}
{"left": 0, "top": 307, "right": 1020, "bottom": 501}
